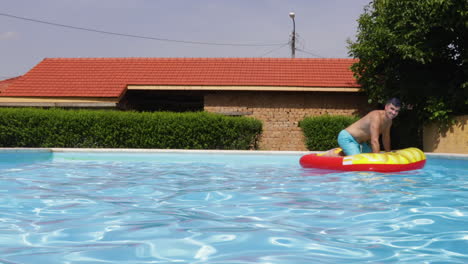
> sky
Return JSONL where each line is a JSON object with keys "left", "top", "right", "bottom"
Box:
{"left": 0, "top": 0, "right": 371, "bottom": 79}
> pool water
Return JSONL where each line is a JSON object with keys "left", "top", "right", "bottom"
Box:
{"left": 0, "top": 151, "right": 467, "bottom": 263}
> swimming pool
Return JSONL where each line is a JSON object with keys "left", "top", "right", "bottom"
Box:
{"left": 1, "top": 150, "right": 467, "bottom": 263}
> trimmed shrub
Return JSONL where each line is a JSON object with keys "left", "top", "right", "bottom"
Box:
{"left": 0, "top": 108, "right": 262, "bottom": 150}
{"left": 300, "top": 115, "right": 359, "bottom": 151}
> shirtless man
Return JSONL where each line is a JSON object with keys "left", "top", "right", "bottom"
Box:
{"left": 325, "top": 98, "right": 401, "bottom": 156}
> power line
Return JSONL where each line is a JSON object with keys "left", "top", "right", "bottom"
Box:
{"left": 259, "top": 43, "right": 289, "bottom": 57}
{"left": 294, "top": 33, "right": 324, "bottom": 58}
{"left": 0, "top": 12, "right": 288, "bottom": 47}
{"left": 296, "top": 48, "right": 324, "bottom": 58}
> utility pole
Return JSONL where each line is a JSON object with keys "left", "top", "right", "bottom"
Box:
{"left": 289, "top": 12, "right": 296, "bottom": 58}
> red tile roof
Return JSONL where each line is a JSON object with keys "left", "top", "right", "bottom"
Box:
{"left": 0, "top": 76, "right": 22, "bottom": 93}
{"left": 0, "top": 58, "right": 359, "bottom": 98}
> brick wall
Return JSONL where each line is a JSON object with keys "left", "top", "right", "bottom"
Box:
{"left": 204, "top": 91, "right": 369, "bottom": 150}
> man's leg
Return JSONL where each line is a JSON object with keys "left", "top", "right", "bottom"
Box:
{"left": 320, "top": 148, "right": 344, "bottom": 157}
{"left": 338, "top": 130, "right": 361, "bottom": 156}
{"left": 361, "top": 143, "right": 372, "bottom": 153}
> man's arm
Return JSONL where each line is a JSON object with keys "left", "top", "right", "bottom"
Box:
{"left": 382, "top": 123, "right": 392, "bottom": 152}
{"left": 369, "top": 114, "right": 381, "bottom": 153}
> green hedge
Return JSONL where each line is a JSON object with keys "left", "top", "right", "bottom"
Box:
{"left": 0, "top": 108, "right": 262, "bottom": 149}
{"left": 300, "top": 115, "right": 359, "bottom": 151}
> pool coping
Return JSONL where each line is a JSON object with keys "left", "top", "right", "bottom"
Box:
{"left": 0, "top": 147, "right": 310, "bottom": 156}
{"left": 1, "top": 148, "right": 467, "bottom": 160}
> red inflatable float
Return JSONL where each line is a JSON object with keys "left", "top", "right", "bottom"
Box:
{"left": 300, "top": 147, "right": 426, "bottom": 172}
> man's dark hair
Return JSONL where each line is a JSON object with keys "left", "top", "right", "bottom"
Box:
{"left": 386, "top": 98, "right": 401, "bottom": 107}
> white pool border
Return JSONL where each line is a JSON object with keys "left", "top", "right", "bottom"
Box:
{"left": 1, "top": 148, "right": 467, "bottom": 160}
{"left": 0, "top": 147, "right": 310, "bottom": 156}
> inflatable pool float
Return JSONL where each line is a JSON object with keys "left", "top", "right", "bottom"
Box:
{"left": 300, "top": 147, "right": 426, "bottom": 172}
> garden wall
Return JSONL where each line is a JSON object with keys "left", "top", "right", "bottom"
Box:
{"left": 423, "top": 115, "right": 468, "bottom": 154}
{"left": 204, "top": 91, "right": 369, "bottom": 150}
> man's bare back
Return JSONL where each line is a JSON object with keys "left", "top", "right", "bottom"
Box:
{"left": 322, "top": 99, "right": 402, "bottom": 156}
{"left": 345, "top": 110, "right": 391, "bottom": 143}
{"left": 346, "top": 102, "right": 400, "bottom": 153}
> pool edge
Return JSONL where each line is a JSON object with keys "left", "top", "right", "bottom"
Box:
{"left": 1, "top": 148, "right": 467, "bottom": 159}
{"left": 0, "top": 147, "right": 311, "bottom": 156}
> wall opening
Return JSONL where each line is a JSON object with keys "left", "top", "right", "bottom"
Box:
{"left": 120, "top": 90, "right": 204, "bottom": 112}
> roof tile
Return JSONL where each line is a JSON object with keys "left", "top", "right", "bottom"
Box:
{"left": 1, "top": 58, "right": 359, "bottom": 98}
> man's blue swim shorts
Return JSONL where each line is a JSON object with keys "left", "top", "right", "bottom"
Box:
{"left": 337, "top": 129, "right": 372, "bottom": 156}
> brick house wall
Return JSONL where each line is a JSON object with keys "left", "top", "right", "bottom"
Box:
{"left": 205, "top": 91, "right": 369, "bottom": 151}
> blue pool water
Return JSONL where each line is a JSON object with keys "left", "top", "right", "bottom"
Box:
{"left": 0, "top": 151, "right": 467, "bottom": 263}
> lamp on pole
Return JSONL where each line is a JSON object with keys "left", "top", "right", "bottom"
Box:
{"left": 289, "top": 12, "right": 296, "bottom": 58}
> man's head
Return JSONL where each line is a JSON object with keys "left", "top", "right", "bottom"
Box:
{"left": 386, "top": 98, "right": 402, "bottom": 108}
{"left": 384, "top": 98, "right": 401, "bottom": 119}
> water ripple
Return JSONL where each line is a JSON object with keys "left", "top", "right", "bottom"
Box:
{"left": 0, "top": 156, "right": 467, "bottom": 263}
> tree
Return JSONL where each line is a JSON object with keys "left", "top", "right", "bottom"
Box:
{"left": 348, "top": 0, "right": 467, "bottom": 125}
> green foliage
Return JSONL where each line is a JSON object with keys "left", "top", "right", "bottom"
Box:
{"left": 424, "top": 97, "right": 455, "bottom": 123}
{"left": 0, "top": 108, "right": 262, "bottom": 149}
{"left": 300, "top": 115, "right": 359, "bottom": 151}
{"left": 348, "top": 0, "right": 467, "bottom": 125}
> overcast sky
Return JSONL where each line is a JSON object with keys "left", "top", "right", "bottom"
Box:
{"left": 0, "top": 0, "right": 370, "bottom": 79}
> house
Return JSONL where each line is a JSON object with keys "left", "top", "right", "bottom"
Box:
{"left": 0, "top": 58, "right": 369, "bottom": 150}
